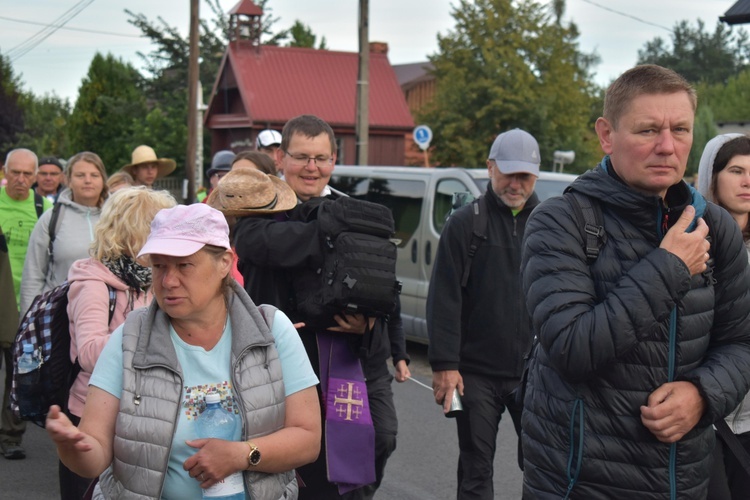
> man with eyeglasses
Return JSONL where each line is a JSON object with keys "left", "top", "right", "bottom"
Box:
{"left": 33, "top": 156, "right": 65, "bottom": 203}
{"left": 0, "top": 148, "right": 52, "bottom": 461}
{"left": 234, "top": 115, "right": 409, "bottom": 499}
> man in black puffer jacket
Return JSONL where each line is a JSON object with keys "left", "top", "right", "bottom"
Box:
{"left": 521, "top": 64, "right": 750, "bottom": 499}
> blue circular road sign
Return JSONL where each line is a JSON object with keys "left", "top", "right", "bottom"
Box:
{"left": 413, "top": 125, "right": 433, "bottom": 150}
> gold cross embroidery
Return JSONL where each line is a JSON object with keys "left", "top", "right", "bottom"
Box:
{"left": 334, "top": 382, "right": 364, "bottom": 421}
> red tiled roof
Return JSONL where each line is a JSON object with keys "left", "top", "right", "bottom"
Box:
{"left": 211, "top": 44, "right": 413, "bottom": 130}
{"left": 228, "top": 0, "right": 263, "bottom": 16}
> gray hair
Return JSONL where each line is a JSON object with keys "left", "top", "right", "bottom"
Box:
{"left": 5, "top": 149, "right": 39, "bottom": 173}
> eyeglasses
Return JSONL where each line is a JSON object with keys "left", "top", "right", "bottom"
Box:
{"left": 284, "top": 150, "right": 333, "bottom": 168}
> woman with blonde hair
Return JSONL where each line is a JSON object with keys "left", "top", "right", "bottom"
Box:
{"left": 106, "top": 171, "right": 134, "bottom": 194}
{"left": 58, "top": 186, "right": 176, "bottom": 499}
{"left": 20, "top": 152, "right": 109, "bottom": 315}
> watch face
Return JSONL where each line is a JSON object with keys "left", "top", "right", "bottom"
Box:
{"left": 250, "top": 448, "right": 261, "bottom": 465}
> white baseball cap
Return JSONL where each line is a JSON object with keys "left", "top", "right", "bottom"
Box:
{"left": 256, "top": 129, "right": 282, "bottom": 149}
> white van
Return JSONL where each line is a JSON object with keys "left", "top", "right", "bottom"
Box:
{"left": 329, "top": 166, "right": 577, "bottom": 344}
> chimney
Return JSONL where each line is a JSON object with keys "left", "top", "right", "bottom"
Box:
{"left": 369, "top": 42, "right": 389, "bottom": 55}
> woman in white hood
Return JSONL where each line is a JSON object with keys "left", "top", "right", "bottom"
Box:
{"left": 698, "top": 133, "right": 750, "bottom": 499}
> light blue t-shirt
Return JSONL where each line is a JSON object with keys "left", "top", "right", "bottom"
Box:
{"left": 91, "top": 309, "right": 318, "bottom": 500}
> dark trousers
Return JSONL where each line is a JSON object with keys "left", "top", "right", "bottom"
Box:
{"left": 298, "top": 373, "right": 398, "bottom": 500}
{"left": 1, "top": 346, "right": 25, "bottom": 446}
{"left": 58, "top": 412, "right": 92, "bottom": 500}
{"left": 455, "top": 372, "right": 523, "bottom": 500}
{"left": 708, "top": 429, "right": 750, "bottom": 500}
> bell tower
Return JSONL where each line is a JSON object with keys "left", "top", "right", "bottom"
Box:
{"left": 228, "top": 0, "right": 263, "bottom": 47}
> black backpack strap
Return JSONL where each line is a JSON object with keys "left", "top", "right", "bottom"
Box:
{"left": 460, "top": 195, "right": 488, "bottom": 288}
{"left": 47, "top": 202, "right": 64, "bottom": 265}
{"left": 33, "top": 192, "right": 44, "bottom": 219}
{"left": 106, "top": 285, "right": 117, "bottom": 325}
{"left": 716, "top": 418, "right": 750, "bottom": 477}
{"left": 566, "top": 191, "right": 605, "bottom": 264}
{"left": 70, "top": 284, "right": 118, "bottom": 390}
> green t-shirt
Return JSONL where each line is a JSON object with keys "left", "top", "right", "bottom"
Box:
{"left": 0, "top": 187, "right": 52, "bottom": 310}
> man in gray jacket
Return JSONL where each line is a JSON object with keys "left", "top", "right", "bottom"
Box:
{"left": 521, "top": 64, "right": 750, "bottom": 499}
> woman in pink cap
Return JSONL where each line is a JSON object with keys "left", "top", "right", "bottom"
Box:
{"left": 46, "top": 203, "right": 321, "bottom": 500}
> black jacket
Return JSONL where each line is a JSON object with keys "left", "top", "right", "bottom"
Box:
{"left": 233, "top": 197, "right": 408, "bottom": 380}
{"left": 427, "top": 184, "right": 538, "bottom": 379}
{"left": 521, "top": 159, "right": 750, "bottom": 499}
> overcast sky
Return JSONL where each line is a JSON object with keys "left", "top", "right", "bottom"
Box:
{"left": 0, "top": 0, "right": 739, "bottom": 102}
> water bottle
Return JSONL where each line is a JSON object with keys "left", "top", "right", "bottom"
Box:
{"left": 17, "top": 344, "right": 40, "bottom": 374}
{"left": 195, "top": 393, "right": 245, "bottom": 499}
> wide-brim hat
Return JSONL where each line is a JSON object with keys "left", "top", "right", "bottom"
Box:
{"left": 122, "top": 145, "right": 176, "bottom": 179}
{"left": 207, "top": 168, "right": 297, "bottom": 216}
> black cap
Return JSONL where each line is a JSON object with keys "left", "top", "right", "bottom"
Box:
{"left": 38, "top": 156, "right": 63, "bottom": 171}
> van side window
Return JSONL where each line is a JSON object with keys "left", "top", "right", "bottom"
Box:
{"left": 329, "top": 175, "right": 369, "bottom": 198}
{"left": 434, "top": 179, "right": 470, "bottom": 234}
{"left": 367, "top": 178, "right": 424, "bottom": 248}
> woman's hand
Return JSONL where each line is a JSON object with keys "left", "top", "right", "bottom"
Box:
{"left": 46, "top": 405, "right": 93, "bottom": 452}
{"left": 184, "top": 438, "right": 245, "bottom": 488}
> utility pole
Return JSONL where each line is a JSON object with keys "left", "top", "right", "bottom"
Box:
{"left": 355, "top": 0, "right": 369, "bottom": 166}
{"left": 185, "top": 0, "right": 199, "bottom": 203}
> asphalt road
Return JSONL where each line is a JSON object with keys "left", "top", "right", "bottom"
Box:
{"left": 0, "top": 342, "right": 523, "bottom": 499}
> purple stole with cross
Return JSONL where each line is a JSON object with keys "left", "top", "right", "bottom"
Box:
{"left": 318, "top": 332, "right": 376, "bottom": 494}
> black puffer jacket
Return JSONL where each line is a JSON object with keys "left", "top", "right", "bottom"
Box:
{"left": 520, "top": 159, "right": 750, "bottom": 499}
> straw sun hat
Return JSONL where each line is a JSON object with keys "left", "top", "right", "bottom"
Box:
{"left": 207, "top": 167, "right": 297, "bottom": 216}
{"left": 121, "top": 145, "right": 176, "bottom": 179}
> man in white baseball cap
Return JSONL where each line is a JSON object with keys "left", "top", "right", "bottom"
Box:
{"left": 256, "top": 129, "right": 283, "bottom": 174}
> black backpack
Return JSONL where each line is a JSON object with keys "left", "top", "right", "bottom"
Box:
{"left": 291, "top": 196, "right": 401, "bottom": 328}
{"left": 10, "top": 280, "right": 116, "bottom": 427}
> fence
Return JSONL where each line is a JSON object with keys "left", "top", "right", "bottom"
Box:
{"left": 153, "top": 177, "right": 205, "bottom": 203}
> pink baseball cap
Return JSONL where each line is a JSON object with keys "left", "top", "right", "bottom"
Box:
{"left": 137, "top": 204, "right": 231, "bottom": 258}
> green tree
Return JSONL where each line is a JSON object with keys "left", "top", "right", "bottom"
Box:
{"left": 419, "top": 0, "right": 601, "bottom": 171}
{"left": 284, "top": 20, "right": 328, "bottom": 49}
{"left": 697, "top": 68, "right": 750, "bottom": 123}
{"left": 0, "top": 52, "right": 24, "bottom": 155}
{"left": 637, "top": 20, "right": 750, "bottom": 85}
{"left": 126, "top": 0, "right": 325, "bottom": 170}
{"left": 687, "top": 104, "right": 717, "bottom": 177}
{"left": 69, "top": 52, "right": 147, "bottom": 173}
{"left": 15, "top": 92, "right": 72, "bottom": 159}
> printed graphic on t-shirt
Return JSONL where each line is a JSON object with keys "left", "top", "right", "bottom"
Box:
{"left": 182, "top": 381, "right": 239, "bottom": 420}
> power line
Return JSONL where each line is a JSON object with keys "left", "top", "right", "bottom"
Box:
{"left": 579, "top": 0, "right": 673, "bottom": 33}
{"left": 0, "top": 14, "right": 140, "bottom": 39}
{"left": 8, "top": 0, "right": 98, "bottom": 62}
